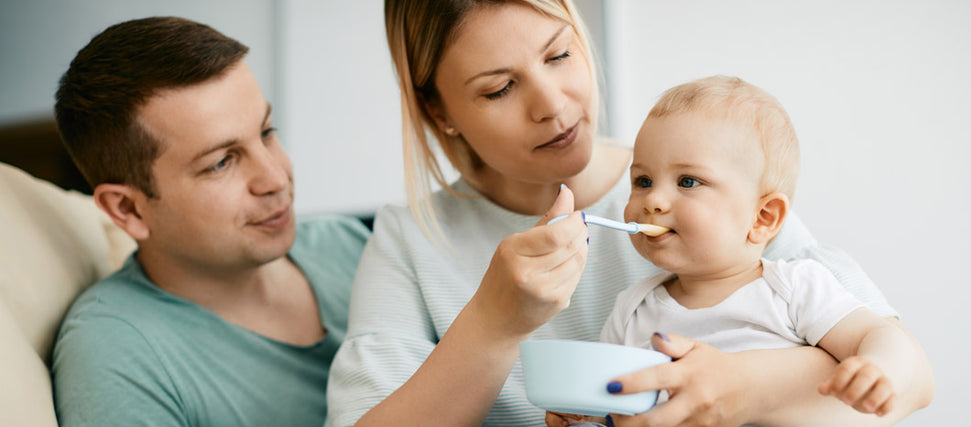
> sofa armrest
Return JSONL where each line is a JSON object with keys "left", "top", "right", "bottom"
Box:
{"left": 0, "top": 162, "right": 135, "bottom": 426}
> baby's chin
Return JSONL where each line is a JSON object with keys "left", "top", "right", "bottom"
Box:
{"left": 629, "top": 236, "right": 658, "bottom": 264}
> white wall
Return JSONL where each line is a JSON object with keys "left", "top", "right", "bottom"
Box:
{"left": 604, "top": 1, "right": 970, "bottom": 425}
{"left": 0, "top": 0, "right": 276, "bottom": 125}
{"left": 278, "top": 0, "right": 404, "bottom": 216}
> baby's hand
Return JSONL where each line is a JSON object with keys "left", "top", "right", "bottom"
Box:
{"left": 545, "top": 410, "right": 606, "bottom": 426}
{"left": 818, "top": 355, "right": 896, "bottom": 416}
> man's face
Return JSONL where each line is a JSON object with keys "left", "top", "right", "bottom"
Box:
{"left": 134, "top": 61, "right": 295, "bottom": 272}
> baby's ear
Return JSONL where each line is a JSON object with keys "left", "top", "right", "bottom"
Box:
{"left": 749, "top": 192, "right": 789, "bottom": 245}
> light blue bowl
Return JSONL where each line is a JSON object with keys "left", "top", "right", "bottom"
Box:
{"left": 520, "top": 339, "right": 671, "bottom": 417}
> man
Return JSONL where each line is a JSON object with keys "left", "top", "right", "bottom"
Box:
{"left": 51, "top": 17, "right": 368, "bottom": 426}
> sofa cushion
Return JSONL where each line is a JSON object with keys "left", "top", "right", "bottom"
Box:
{"left": 0, "top": 162, "right": 135, "bottom": 426}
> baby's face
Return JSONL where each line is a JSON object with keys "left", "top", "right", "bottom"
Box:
{"left": 625, "top": 111, "right": 766, "bottom": 276}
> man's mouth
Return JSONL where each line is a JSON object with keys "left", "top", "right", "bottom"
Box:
{"left": 249, "top": 206, "right": 292, "bottom": 228}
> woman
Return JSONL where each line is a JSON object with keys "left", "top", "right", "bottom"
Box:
{"left": 327, "top": 1, "right": 933, "bottom": 426}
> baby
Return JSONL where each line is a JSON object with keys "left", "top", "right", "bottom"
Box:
{"left": 548, "top": 76, "right": 911, "bottom": 426}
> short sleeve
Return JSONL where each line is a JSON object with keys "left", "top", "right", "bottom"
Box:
{"left": 53, "top": 314, "right": 186, "bottom": 427}
{"left": 764, "top": 213, "right": 897, "bottom": 318}
{"left": 325, "top": 207, "right": 438, "bottom": 427}
{"left": 599, "top": 296, "right": 628, "bottom": 345}
{"left": 774, "top": 260, "right": 866, "bottom": 346}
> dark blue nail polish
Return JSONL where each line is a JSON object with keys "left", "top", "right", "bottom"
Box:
{"left": 605, "top": 414, "right": 615, "bottom": 427}
{"left": 654, "top": 331, "right": 670, "bottom": 342}
{"left": 581, "top": 211, "right": 586, "bottom": 223}
{"left": 586, "top": 237, "right": 589, "bottom": 245}
{"left": 607, "top": 381, "right": 622, "bottom": 394}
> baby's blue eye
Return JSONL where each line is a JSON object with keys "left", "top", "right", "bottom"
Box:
{"left": 634, "top": 176, "right": 652, "bottom": 188}
{"left": 678, "top": 177, "right": 700, "bottom": 188}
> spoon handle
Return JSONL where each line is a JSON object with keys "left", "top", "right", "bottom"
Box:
{"left": 548, "top": 212, "right": 638, "bottom": 234}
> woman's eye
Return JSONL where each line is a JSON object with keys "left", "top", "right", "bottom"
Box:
{"left": 678, "top": 177, "right": 700, "bottom": 188}
{"left": 261, "top": 126, "right": 277, "bottom": 139}
{"left": 634, "top": 176, "right": 652, "bottom": 188}
{"left": 484, "top": 82, "right": 512, "bottom": 100}
{"left": 548, "top": 50, "right": 571, "bottom": 63}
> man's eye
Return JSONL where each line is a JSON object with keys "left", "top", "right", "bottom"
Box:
{"left": 634, "top": 176, "right": 652, "bottom": 188}
{"left": 207, "top": 154, "right": 235, "bottom": 173}
{"left": 678, "top": 177, "right": 700, "bottom": 188}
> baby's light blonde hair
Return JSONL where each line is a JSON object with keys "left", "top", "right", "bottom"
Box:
{"left": 648, "top": 75, "right": 800, "bottom": 199}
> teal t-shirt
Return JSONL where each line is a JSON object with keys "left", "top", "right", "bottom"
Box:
{"left": 52, "top": 215, "right": 370, "bottom": 427}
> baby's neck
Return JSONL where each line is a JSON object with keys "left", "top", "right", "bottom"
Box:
{"left": 665, "top": 259, "right": 764, "bottom": 309}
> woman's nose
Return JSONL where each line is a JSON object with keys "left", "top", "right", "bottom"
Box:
{"left": 528, "top": 77, "right": 567, "bottom": 123}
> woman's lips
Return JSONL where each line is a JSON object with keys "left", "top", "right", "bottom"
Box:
{"left": 534, "top": 123, "right": 578, "bottom": 151}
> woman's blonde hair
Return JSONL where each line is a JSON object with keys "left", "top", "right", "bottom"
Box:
{"left": 647, "top": 75, "right": 801, "bottom": 199}
{"left": 384, "top": 0, "right": 599, "bottom": 240}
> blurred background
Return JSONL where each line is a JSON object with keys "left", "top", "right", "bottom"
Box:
{"left": 2, "top": 1, "right": 968, "bottom": 424}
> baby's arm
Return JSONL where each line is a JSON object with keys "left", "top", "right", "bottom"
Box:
{"left": 816, "top": 308, "right": 916, "bottom": 416}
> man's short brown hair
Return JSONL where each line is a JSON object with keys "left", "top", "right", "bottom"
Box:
{"left": 55, "top": 16, "right": 249, "bottom": 197}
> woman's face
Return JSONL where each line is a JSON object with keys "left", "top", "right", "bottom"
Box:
{"left": 433, "top": 2, "right": 594, "bottom": 185}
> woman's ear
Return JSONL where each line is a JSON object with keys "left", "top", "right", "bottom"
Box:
{"left": 748, "top": 192, "right": 789, "bottom": 245}
{"left": 421, "top": 93, "right": 457, "bottom": 136}
{"left": 93, "top": 183, "right": 151, "bottom": 241}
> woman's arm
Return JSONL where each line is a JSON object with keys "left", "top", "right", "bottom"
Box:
{"left": 338, "top": 187, "right": 589, "bottom": 426}
{"left": 607, "top": 328, "right": 932, "bottom": 427}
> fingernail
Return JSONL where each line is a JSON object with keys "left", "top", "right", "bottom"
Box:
{"left": 654, "top": 331, "right": 670, "bottom": 342}
{"left": 581, "top": 211, "right": 586, "bottom": 223}
{"left": 605, "top": 415, "right": 615, "bottom": 427}
{"left": 607, "top": 381, "right": 623, "bottom": 394}
{"left": 557, "top": 183, "right": 566, "bottom": 195}
{"left": 586, "top": 237, "right": 590, "bottom": 245}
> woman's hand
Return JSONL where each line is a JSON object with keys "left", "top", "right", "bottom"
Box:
{"left": 607, "top": 333, "right": 750, "bottom": 427}
{"left": 470, "top": 184, "right": 589, "bottom": 341}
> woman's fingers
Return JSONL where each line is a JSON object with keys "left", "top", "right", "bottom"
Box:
{"left": 472, "top": 184, "right": 589, "bottom": 337}
{"left": 536, "top": 184, "right": 576, "bottom": 226}
{"left": 608, "top": 333, "right": 694, "bottom": 395}
{"left": 515, "top": 212, "right": 586, "bottom": 257}
{"left": 607, "top": 334, "right": 746, "bottom": 427}
{"left": 650, "top": 332, "right": 696, "bottom": 360}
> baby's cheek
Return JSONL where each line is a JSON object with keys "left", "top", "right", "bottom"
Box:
{"left": 628, "top": 233, "right": 652, "bottom": 259}
{"left": 623, "top": 200, "right": 638, "bottom": 223}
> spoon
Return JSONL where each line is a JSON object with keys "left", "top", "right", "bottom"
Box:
{"left": 548, "top": 212, "right": 670, "bottom": 237}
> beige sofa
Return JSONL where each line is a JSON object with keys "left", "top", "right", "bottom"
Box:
{"left": 0, "top": 162, "right": 135, "bottom": 426}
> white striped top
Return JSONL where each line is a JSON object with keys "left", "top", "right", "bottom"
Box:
{"left": 326, "top": 176, "right": 895, "bottom": 427}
